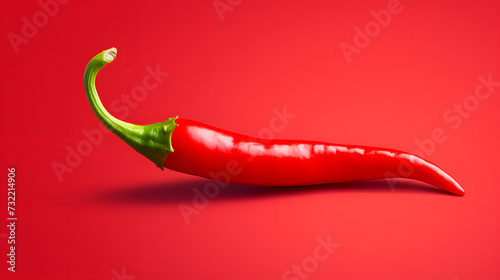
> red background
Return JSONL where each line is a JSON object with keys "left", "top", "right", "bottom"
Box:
{"left": 1, "top": 0, "right": 500, "bottom": 279}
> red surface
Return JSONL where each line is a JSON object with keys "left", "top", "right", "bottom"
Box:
{"left": 1, "top": 0, "right": 499, "bottom": 279}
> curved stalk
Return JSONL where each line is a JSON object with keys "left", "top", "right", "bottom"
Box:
{"left": 84, "top": 48, "right": 177, "bottom": 169}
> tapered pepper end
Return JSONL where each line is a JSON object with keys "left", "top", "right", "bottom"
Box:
{"left": 424, "top": 159, "right": 466, "bottom": 196}
{"left": 453, "top": 180, "right": 465, "bottom": 196}
{"left": 443, "top": 176, "right": 465, "bottom": 196}
{"left": 398, "top": 153, "right": 466, "bottom": 196}
{"left": 84, "top": 48, "right": 178, "bottom": 170}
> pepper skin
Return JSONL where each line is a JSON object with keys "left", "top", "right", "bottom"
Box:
{"left": 84, "top": 48, "right": 465, "bottom": 196}
{"left": 164, "top": 119, "right": 464, "bottom": 195}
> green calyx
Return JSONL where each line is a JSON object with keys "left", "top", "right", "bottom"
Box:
{"left": 83, "top": 48, "right": 178, "bottom": 170}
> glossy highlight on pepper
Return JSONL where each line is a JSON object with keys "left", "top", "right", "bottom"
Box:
{"left": 84, "top": 48, "right": 465, "bottom": 196}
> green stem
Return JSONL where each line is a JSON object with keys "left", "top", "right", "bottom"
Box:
{"left": 83, "top": 48, "right": 177, "bottom": 169}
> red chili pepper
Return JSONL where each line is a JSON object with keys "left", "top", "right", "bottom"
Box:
{"left": 84, "top": 48, "right": 465, "bottom": 196}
